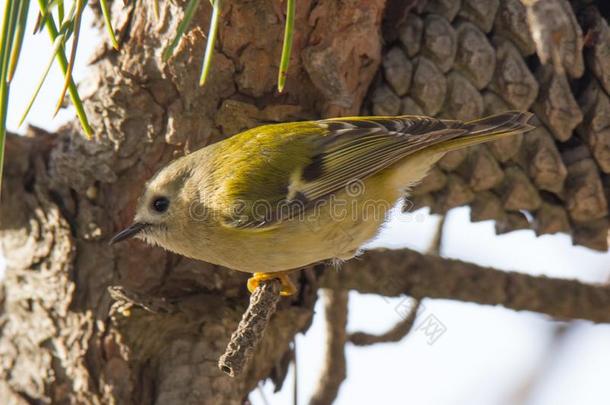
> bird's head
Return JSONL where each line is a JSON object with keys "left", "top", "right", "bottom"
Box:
{"left": 110, "top": 158, "right": 199, "bottom": 249}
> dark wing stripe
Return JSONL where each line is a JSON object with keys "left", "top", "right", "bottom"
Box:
{"left": 302, "top": 151, "right": 400, "bottom": 198}
{"left": 225, "top": 112, "right": 533, "bottom": 230}
{"left": 305, "top": 113, "right": 532, "bottom": 203}
{"left": 306, "top": 141, "right": 410, "bottom": 186}
{"left": 314, "top": 138, "right": 407, "bottom": 176}
{"left": 299, "top": 126, "right": 469, "bottom": 202}
{"left": 301, "top": 140, "right": 421, "bottom": 198}
{"left": 306, "top": 135, "right": 404, "bottom": 177}
{"left": 231, "top": 117, "right": 466, "bottom": 229}
{"left": 307, "top": 146, "right": 399, "bottom": 186}
{"left": 301, "top": 153, "right": 324, "bottom": 182}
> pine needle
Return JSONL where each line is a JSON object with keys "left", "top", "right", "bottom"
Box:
{"left": 198, "top": 0, "right": 220, "bottom": 87}
{"left": 0, "top": 0, "right": 20, "bottom": 198}
{"left": 100, "top": 0, "right": 119, "bottom": 50}
{"left": 277, "top": 0, "right": 294, "bottom": 93}
{"left": 53, "top": 0, "right": 85, "bottom": 117}
{"left": 36, "top": 0, "right": 93, "bottom": 138}
{"left": 152, "top": 0, "right": 160, "bottom": 21}
{"left": 162, "top": 0, "right": 200, "bottom": 62}
{"left": 7, "top": 0, "right": 30, "bottom": 82}
{"left": 57, "top": 0, "right": 64, "bottom": 23}
{"left": 34, "top": 0, "right": 63, "bottom": 34}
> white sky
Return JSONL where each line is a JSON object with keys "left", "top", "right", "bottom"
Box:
{"left": 4, "top": 5, "right": 610, "bottom": 405}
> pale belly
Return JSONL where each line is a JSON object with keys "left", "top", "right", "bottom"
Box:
{"left": 207, "top": 185, "right": 397, "bottom": 273}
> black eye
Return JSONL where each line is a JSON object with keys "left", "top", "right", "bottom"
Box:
{"left": 152, "top": 196, "right": 170, "bottom": 213}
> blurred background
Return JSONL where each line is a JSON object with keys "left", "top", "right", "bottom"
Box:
{"left": 4, "top": 5, "right": 610, "bottom": 405}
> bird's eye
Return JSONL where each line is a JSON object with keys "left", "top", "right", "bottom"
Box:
{"left": 152, "top": 196, "right": 170, "bottom": 213}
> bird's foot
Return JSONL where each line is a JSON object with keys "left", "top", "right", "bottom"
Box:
{"left": 247, "top": 271, "right": 297, "bottom": 296}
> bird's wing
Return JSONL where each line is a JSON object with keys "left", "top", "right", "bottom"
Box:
{"left": 294, "top": 116, "right": 467, "bottom": 202}
{"left": 218, "top": 116, "right": 468, "bottom": 230}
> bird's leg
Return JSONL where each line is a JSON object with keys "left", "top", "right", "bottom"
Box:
{"left": 247, "top": 271, "right": 297, "bottom": 296}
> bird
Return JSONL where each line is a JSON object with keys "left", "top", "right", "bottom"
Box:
{"left": 110, "top": 111, "right": 534, "bottom": 296}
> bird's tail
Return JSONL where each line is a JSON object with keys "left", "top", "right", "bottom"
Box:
{"left": 430, "top": 111, "right": 535, "bottom": 154}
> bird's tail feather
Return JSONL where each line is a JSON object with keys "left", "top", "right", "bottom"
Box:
{"left": 430, "top": 111, "right": 534, "bottom": 154}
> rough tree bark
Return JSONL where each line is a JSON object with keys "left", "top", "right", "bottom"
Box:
{"left": 1, "top": 0, "right": 609, "bottom": 404}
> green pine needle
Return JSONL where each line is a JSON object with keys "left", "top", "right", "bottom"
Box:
{"left": 153, "top": 0, "right": 160, "bottom": 21}
{"left": 57, "top": 0, "right": 77, "bottom": 35}
{"left": 198, "top": 0, "right": 220, "bottom": 87}
{"left": 36, "top": 0, "right": 92, "bottom": 138}
{"left": 7, "top": 0, "right": 30, "bottom": 82}
{"left": 54, "top": 0, "right": 85, "bottom": 117}
{"left": 100, "top": 0, "right": 119, "bottom": 50}
{"left": 162, "top": 0, "right": 200, "bottom": 62}
{"left": 0, "top": 0, "right": 19, "bottom": 198}
{"left": 35, "top": 0, "right": 67, "bottom": 34}
{"left": 57, "top": 0, "right": 64, "bottom": 23}
{"left": 277, "top": 0, "right": 295, "bottom": 93}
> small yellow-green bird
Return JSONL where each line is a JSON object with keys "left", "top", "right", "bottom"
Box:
{"left": 111, "top": 112, "right": 533, "bottom": 295}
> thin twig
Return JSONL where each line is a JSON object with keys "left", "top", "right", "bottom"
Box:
{"left": 108, "top": 285, "right": 177, "bottom": 314}
{"left": 309, "top": 290, "right": 348, "bottom": 405}
{"left": 219, "top": 280, "right": 281, "bottom": 377}
{"left": 349, "top": 299, "right": 421, "bottom": 346}
{"left": 293, "top": 340, "right": 298, "bottom": 405}
{"left": 53, "top": 0, "right": 85, "bottom": 116}
{"left": 344, "top": 216, "right": 444, "bottom": 345}
{"left": 428, "top": 214, "right": 446, "bottom": 256}
{"left": 345, "top": 215, "right": 444, "bottom": 346}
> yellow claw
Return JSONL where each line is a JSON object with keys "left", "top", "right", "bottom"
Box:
{"left": 247, "top": 271, "right": 297, "bottom": 296}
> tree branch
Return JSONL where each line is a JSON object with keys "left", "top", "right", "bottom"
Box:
{"left": 321, "top": 248, "right": 610, "bottom": 323}
{"left": 108, "top": 285, "right": 177, "bottom": 315}
{"left": 309, "top": 289, "right": 348, "bottom": 405}
{"left": 219, "top": 280, "right": 281, "bottom": 377}
{"left": 349, "top": 299, "right": 421, "bottom": 346}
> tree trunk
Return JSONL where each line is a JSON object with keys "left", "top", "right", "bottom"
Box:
{"left": 0, "top": 1, "right": 384, "bottom": 403}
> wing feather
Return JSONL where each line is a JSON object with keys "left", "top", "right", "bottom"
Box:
{"left": 296, "top": 116, "right": 466, "bottom": 201}
{"left": 222, "top": 116, "right": 469, "bottom": 229}
{"left": 221, "top": 113, "right": 533, "bottom": 229}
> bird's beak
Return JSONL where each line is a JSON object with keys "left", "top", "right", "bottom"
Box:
{"left": 109, "top": 222, "right": 149, "bottom": 245}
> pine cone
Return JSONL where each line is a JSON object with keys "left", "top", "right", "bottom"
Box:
{"left": 368, "top": 0, "right": 610, "bottom": 251}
